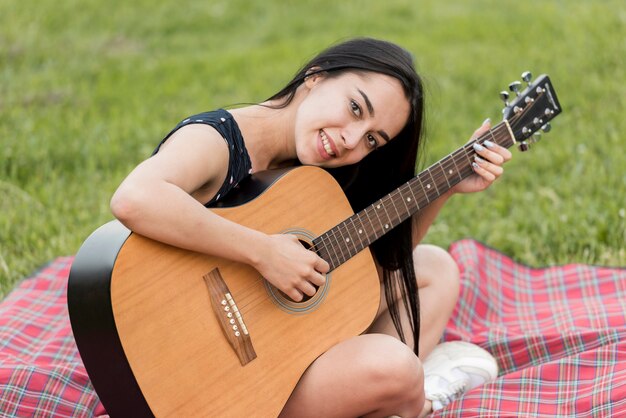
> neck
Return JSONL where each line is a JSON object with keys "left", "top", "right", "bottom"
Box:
{"left": 229, "top": 98, "right": 303, "bottom": 172}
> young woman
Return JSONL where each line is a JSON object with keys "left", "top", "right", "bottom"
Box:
{"left": 111, "top": 38, "right": 510, "bottom": 417}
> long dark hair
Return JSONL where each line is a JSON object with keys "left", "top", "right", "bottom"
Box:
{"left": 268, "top": 38, "right": 426, "bottom": 354}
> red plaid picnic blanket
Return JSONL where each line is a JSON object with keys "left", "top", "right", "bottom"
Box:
{"left": 0, "top": 257, "right": 107, "bottom": 418}
{"left": 1, "top": 240, "right": 625, "bottom": 417}
{"left": 435, "top": 239, "right": 626, "bottom": 417}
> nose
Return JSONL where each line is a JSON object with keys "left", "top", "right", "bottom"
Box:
{"left": 341, "top": 123, "right": 365, "bottom": 150}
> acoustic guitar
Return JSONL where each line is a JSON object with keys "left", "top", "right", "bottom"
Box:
{"left": 68, "top": 73, "right": 561, "bottom": 417}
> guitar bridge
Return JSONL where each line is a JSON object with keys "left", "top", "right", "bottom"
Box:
{"left": 203, "top": 268, "right": 257, "bottom": 366}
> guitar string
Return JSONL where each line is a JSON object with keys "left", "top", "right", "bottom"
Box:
{"left": 219, "top": 109, "right": 535, "bottom": 313}
{"left": 310, "top": 123, "right": 514, "bottom": 265}
{"left": 223, "top": 123, "right": 519, "bottom": 311}
{"left": 211, "top": 109, "right": 539, "bottom": 319}
{"left": 313, "top": 102, "right": 533, "bottom": 262}
{"left": 310, "top": 142, "right": 503, "bottom": 265}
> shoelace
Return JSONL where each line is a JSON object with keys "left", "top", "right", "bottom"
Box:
{"left": 432, "top": 380, "right": 469, "bottom": 407}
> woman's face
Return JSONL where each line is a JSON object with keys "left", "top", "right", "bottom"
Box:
{"left": 293, "top": 71, "right": 411, "bottom": 168}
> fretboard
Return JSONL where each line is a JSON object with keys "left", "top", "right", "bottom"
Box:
{"left": 313, "top": 121, "right": 516, "bottom": 271}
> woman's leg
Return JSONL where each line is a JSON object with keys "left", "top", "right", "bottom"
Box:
{"left": 280, "top": 244, "right": 459, "bottom": 418}
{"left": 368, "top": 244, "right": 460, "bottom": 357}
{"left": 279, "top": 334, "right": 425, "bottom": 418}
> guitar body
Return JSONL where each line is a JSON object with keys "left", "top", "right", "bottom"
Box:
{"left": 68, "top": 166, "right": 381, "bottom": 417}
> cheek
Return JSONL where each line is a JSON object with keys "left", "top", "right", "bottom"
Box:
{"left": 340, "top": 148, "right": 370, "bottom": 166}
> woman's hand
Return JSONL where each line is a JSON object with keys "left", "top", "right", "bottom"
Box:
{"left": 451, "top": 119, "right": 513, "bottom": 194}
{"left": 253, "top": 234, "right": 330, "bottom": 302}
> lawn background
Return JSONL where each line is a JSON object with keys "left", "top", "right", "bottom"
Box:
{"left": 1, "top": 0, "right": 625, "bottom": 297}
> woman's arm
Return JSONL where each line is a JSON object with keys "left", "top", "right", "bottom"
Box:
{"left": 110, "top": 124, "right": 328, "bottom": 301}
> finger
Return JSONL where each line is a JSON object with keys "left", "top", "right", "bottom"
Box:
{"left": 314, "top": 257, "right": 330, "bottom": 274}
{"left": 483, "top": 140, "right": 513, "bottom": 162}
{"left": 473, "top": 142, "right": 504, "bottom": 165}
{"left": 474, "top": 156, "right": 503, "bottom": 178}
{"left": 287, "top": 288, "right": 303, "bottom": 302}
{"left": 471, "top": 160, "right": 496, "bottom": 182}
{"left": 299, "top": 281, "right": 318, "bottom": 297}
{"left": 309, "top": 270, "right": 327, "bottom": 287}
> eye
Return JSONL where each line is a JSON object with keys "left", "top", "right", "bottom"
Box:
{"left": 350, "top": 100, "right": 362, "bottom": 117}
{"left": 366, "top": 134, "right": 378, "bottom": 149}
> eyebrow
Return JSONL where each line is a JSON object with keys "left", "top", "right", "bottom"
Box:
{"left": 358, "top": 88, "right": 391, "bottom": 143}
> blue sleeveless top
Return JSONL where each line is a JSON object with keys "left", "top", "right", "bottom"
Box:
{"left": 153, "top": 109, "right": 253, "bottom": 206}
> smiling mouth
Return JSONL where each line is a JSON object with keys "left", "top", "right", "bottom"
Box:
{"left": 320, "top": 130, "right": 336, "bottom": 156}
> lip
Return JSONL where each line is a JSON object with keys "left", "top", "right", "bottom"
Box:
{"left": 317, "top": 133, "right": 333, "bottom": 160}
{"left": 319, "top": 130, "right": 340, "bottom": 158}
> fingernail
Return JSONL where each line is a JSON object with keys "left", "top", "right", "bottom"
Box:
{"left": 474, "top": 155, "right": 485, "bottom": 164}
{"left": 483, "top": 118, "right": 491, "bottom": 125}
{"left": 484, "top": 140, "right": 495, "bottom": 148}
{"left": 473, "top": 143, "right": 485, "bottom": 152}
{"left": 472, "top": 162, "right": 479, "bottom": 169}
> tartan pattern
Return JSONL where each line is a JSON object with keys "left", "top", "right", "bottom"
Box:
{"left": 435, "top": 239, "right": 626, "bottom": 417}
{"left": 1, "top": 240, "right": 625, "bottom": 417}
{"left": 0, "top": 257, "right": 106, "bottom": 418}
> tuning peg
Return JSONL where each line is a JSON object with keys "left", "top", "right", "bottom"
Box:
{"left": 499, "top": 90, "right": 510, "bottom": 105}
{"left": 521, "top": 71, "right": 532, "bottom": 85}
{"left": 518, "top": 141, "right": 530, "bottom": 152}
{"left": 541, "top": 123, "right": 552, "bottom": 133}
{"left": 509, "top": 81, "right": 522, "bottom": 96}
{"left": 532, "top": 132, "right": 542, "bottom": 143}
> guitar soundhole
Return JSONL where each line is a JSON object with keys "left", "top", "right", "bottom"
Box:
{"left": 264, "top": 230, "right": 331, "bottom": 314}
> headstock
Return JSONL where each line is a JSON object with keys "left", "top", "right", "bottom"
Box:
{"left": 500, "top": 72, "right": 562, "bottom": 151}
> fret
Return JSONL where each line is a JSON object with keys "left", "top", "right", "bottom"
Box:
{"left": 449, "top": 153, "right": 464, "bottom": 182}
{"left": 417, "top": 173, "right": 431, "bottom": 204}
{"left": 349, "top": 216, "right": 365, "bottom": 251}
{"left": 427, "top": 168, "right": 440, "bottom": 196}
{"left": 315, "top": 234, "right": 338, "bottom": 269}
{"left": 437, "top": 160, "right": 452, "bottom": 189}
{"left": 464, "top": 143, "right": 475, "bottom": 168}
{"left": 455, "top": 147, "right": 474, "bottom": 177}
{"left": 359, "top": 209, "right": 379, "bottom": 249}
{"left": 377, "top": 198, "right": 392, "bottom": 233}
{"left": 488, "top": 128, "right": 499, "bottom": 145}
{"left": 328, "top": 226, "right": 347, "bottom": 265}
{"left": 362, "top": 204, "right": 379, "bottom": 241}
{"left": 501, "top": 123, "right": 516, "bottom": 148}
{"left": 340, "top": 219, "right": 358, "bottom": 256}
{"left": 332, "top": 225, "right": 346, "bottom": 265}
{"left": 370, "top": 200, "right": 386, "bottom": 237}
{"left": 316, "top": 121, "right": 524, "bottom": 273}
{"left": 338, "top": 223, "right": 353, "bottom": 263}
{"left": 324, "top": 231, "right": 341, "bottom": 269}
{"left": 399, "top": 183, "right": 412, "bottom": 216}
{"left": 407, "top": 181, "right": 421, "bottom": 211}
{"left": 387, "top": 193, "right": 401, "bottom": 231}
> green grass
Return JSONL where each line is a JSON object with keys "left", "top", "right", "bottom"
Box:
{"left": 1, "top": 0, "right": 625, "bottom": 296}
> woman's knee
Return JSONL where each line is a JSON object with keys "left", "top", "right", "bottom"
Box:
{"left": 413, "top": 244, "right": 460, "bottom": 297}
{"left": 359, "top": 335, "right": 425, "bottom": 410}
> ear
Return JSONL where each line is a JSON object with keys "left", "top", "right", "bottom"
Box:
{"left": 304, "top": 66, "right": 325, "bottom": 89}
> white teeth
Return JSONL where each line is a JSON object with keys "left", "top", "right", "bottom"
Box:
{"left": 320, "top": 131, "right": 335, "bottom": 156}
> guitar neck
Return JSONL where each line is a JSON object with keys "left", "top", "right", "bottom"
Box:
{"left": 313, "top": 121, "right": 516, "bottom": 271}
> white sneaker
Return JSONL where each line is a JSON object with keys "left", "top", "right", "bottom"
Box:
{"left": 423, "top": 341, "right": 498, "bottom": 411}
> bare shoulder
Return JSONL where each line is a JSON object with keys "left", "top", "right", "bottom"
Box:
{"left": 159, "top": 123, "right": 229, "bottom": 157}
{"left": 137, "top": 123, "right": 230, "bottom": 197}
